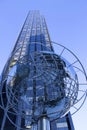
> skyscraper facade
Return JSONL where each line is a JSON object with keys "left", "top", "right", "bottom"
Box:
{"left": 0, "top": 11, "right": 74, "bottom": 130}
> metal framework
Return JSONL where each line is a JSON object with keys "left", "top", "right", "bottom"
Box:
{"left": 0, "top": 41, "right": 87, "bottom": 130}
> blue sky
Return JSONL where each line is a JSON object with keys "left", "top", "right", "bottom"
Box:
{"left": 0, "top": 0, "right": 87, "bottom": 130}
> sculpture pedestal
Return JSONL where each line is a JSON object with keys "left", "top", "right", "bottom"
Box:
{"left": 38, "top": 117, "right": 50, "bottom": 130}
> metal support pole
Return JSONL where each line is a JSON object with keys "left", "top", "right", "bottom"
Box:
{"left": 38, "top": 117, "right": 50, "bottom": 130}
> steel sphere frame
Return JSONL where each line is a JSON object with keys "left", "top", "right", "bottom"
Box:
{"left": 0, "top": 41, "right": 87, "bottom": 130}
{"left": 51, "top": 41, "right": 87, "bottom": 115}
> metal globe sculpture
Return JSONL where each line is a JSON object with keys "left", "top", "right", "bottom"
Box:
{"left": 0, "top": 42, "right": 87, "bottom": 129}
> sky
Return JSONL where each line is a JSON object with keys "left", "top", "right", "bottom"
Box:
{"left": 0, "top": 0, "right": 87, "bottom": 130}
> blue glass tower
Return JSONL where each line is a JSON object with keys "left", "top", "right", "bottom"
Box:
{"left": 0, "top": 11, "right": 75, "bottom": 130}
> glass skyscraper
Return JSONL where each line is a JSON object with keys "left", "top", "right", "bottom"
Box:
{"left": 0, "top": 11, "right": 75, "bottom": 130}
